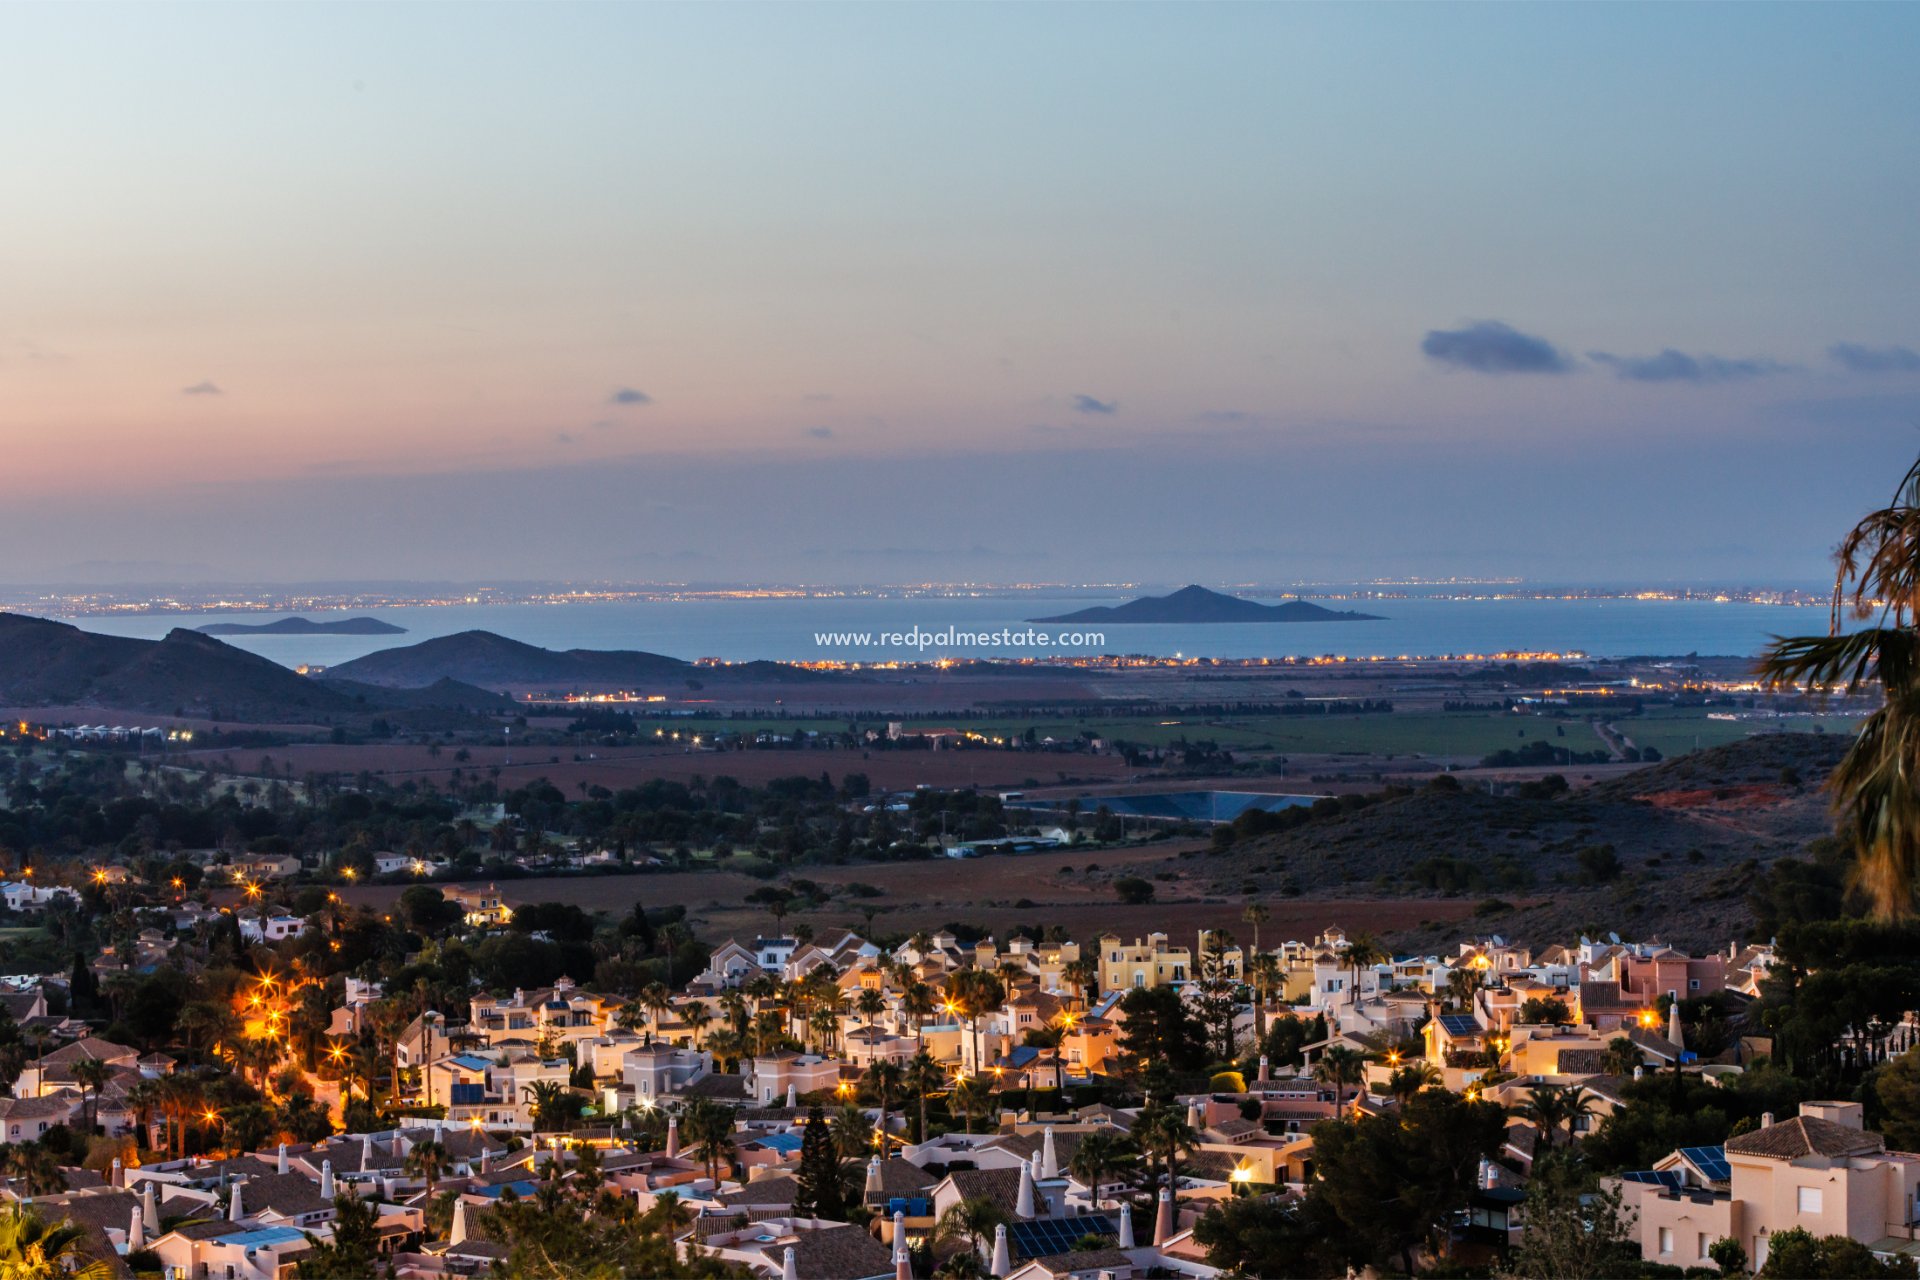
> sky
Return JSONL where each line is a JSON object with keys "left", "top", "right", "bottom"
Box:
{"left": 3, "top": 2, "right": 1919, "bottom": 587}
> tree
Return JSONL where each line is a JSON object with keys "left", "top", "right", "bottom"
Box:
{"left": 1115, "top": 985, "right": 1204, "bottom": 1072}
{"left": 793, "top": 1105, "right": 846, "bottom": 1220}
{"left": 1068, "top": 1130, "right": 1135, "bottom": 1210}
{"left": 1502, "top": 1175, "right": 1643, "bottom": 1280}
{"left": 1874, "top": 1047, "right": 1920, "bottom": 1151}
{"left": 1309, "top": 1088, "right": 1506, "bottom": 1275}
{"left": 1112, "top": 877, "right": 1155, "bottom": 905}
{"left": 522, "top": 1080, "right": 570, "bottom": 1131}
{"left": 0, "top": 1203, "right": 112, "bottom": 1280}
{"left": 1601, "top": 1036, "right": 1645, "bottom": 1079}
{"left": 1518, "top": 1083, "right": 1596, "bottom": 1151}
{"left": 1193, "top": 1194, "right": 1334, "bottom": 1279}
{"left": 405, "top": 1139, "right": 447, "bottom": 1202}
{"left": 905, "top": 1050, "right": 945, "bottom": 1142}
{"left": 296, "top": 1193, "right": 381, "bottom": 1279}
{"left": 864, "top": 1059, "right": 905, "bottom": 1152}
{"left": 1710, "top": 1237, "right": 1750, "bottom": 1276}
{"left": 1759, "top": 453, "right": 1920, "bottom": 918}
{"left": 69, "top": 1056, "right": 112, "bottom": 1134}
{"left": 951, "top": 1076, "right": 993, "bottom": 1136}
{"left": 1519, "top": 996, "right": 1573, "bottom": 1026}
{"left": 1757, "top": 1228, "right": 1919, "bottom": 1279}
{"left": 683, "top": 1098, "right": 736, "bottom": 1185}
{"left": 935, "top": 1195, "right": 1010, "bottom": 1262}
{"left": 1313, "top": 1046, "right": 1367, "bottom": 1116}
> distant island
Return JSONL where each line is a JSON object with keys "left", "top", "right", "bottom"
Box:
{"left": 1031, "top": 584, "right": 1384, "bottom": 624}
{"left": 196, "top": 616, "right": 407, "bottom": 637}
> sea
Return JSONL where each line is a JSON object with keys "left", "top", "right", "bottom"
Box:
{"left": 49, "top": 593, "right": 1841, "bottom": 670}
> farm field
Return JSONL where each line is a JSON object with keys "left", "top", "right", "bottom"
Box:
{"left": 1613, "top": 710, "right": 1863, "bottom": 760}
{"left": 334, "top": 847, "right": 1495, "bottom": 947}
{"left": 181, "top": 741, "right": 1142, "bottom": 792}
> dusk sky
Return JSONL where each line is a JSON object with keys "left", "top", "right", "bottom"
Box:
{"left": 4, "top": 3, "right": 1919, "bottom": 586}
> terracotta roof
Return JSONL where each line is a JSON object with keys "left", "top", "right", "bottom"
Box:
{"left": 1578, "top": 982, "right": 1633, "bottom": 1012}
{"left": 1554, "top": 1049, "right": 1607, "bottom": 1075}
{"left": 1725, "top": 1116, "right": 1885, "bottom": 1162}
{"left": 863, "top": 1158, "right": 937, "bottom": 1203}
{"left": 788, "top": 1224, "right": 893, "bottom": 1280}
{"left": 1030, "top": 1248, "right": 1133, "bottom": 1275}
{"left": 943, "top": 1167, "right": 1023, "bottom": 1217}
{"left": 723, "top": 1173, "right": 800, "bottom": 1207}
{"left": 244, "top": 1172, "right": 338, "bottom": 1217}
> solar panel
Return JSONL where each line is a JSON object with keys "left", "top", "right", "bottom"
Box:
{"left": 1622, "top": 1170, "right": 1684, "bottom": 1190}
{"left": 1008, "top": 1215, "right": 1115, "bottom": 1259}
{"left": 1440, "top": 1014, "right": 1481, "bottom": 1037}
{"left": 1679, "top": 1146, "right": 1730, "bottom": 1182}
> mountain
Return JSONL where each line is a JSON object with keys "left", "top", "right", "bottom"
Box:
{"left": 322, "top": 630, "right": 839, "bottom": 690}
{"left": 197, "top": 616, "right": 405, "bottom": 636}
{"left": 0, "top": 613, "right": 360, "bottom": 720}
{"left": 1030, "top": 584, "right": 1383, "bottom": 624}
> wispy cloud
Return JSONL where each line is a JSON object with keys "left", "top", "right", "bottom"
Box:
{"left": 1421, "top": 321, "right": 1572, "bottom": 374}
{"left": 609, "top": 387, "right": 652, "bottom": 406}
{"left": 805, "top": 426, "right": 834, "bottom": 440}
{"left": 1072, "top": 394, "right": 1118, "bottom": 415}
{"left": 181, "top": 380, "right": 223, "bottom": 395}
{"left": 1829, "top": 342, "right": 1920, "bottom": 374}
{"left": 1587, "top": 348, "right": 1787, "bottom": 383}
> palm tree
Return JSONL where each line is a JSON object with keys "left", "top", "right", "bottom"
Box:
{"left": 639, "top": 982, "right": 674, "bottom": 1037}
{"left": 1134, "top": 1101, "right": 1195, "bottom": 1196}
{"left": 902, "top": 983, "right": 937, "bottom": 1048}
{"left": 1068, "top": 1130, "right": 1136, "bottom": 1209}
{"left": 70, "top": 1056, "right": 112, "bottom": 1134}
{"left": 1060, "top": 958, "right": 1098, "bottom": 1010}
{"left": 934, "top": 1195, "right": 1010, "bottom": 1262}
{"left": 1760, "top": 452, "right": 1920, "bottom": 917}
{"left": 1386, "top": 1061, "right": 1442, "bottom": 1105}
{"left": 905, "top": 1050, "right": 944, "bottom": 1142}
{"left": 864, "top": 1059, "right": 905, "bottom": 1152}
{"left": 1601, "top": 1037, "right": 1643, "bottom": 1079}
{"left": 952, "top": 1076, "right": 993, "bottom": 1136}
{"left": 682, "top": 1002, "right": 714, "bottom": 1047}
{"left": 0, "top": 1204, "right": 113, "bottom": 1280}
{"left": 1, "top": 1146, "right": 66, "bottom": 1197}
{"left": 682, "top": 1098, "right": 736, "bottom": 1184}
{"left": 1247, "top": 953, "right": 1282, "bottom": 1050}
{"left": 522, "top": 1080, "right": 568, "bottom": 1131}
{"left": 406, "top": 1139, "right": 447, "bottom": 1202}
{"left": 1343, "top": 934, "right": 1385, "bottom": 1007}
{"left": 1519, "top": 1083, "right": 1596, "bottom": 1150}
{"left": 1314, "top": 1045, "right": 1367, "bottom": 1116}
{"left": 1241, "top": 902, "right": 1271, "bottom": 961}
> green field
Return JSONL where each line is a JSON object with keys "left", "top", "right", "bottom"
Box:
{"left": 1618, "top": 710, "right": 1863, "bottom": 759}
{"left": 645, "top": 707, "right": 1864, "bottom": 764}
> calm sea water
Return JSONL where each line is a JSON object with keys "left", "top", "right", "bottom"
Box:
{"left": 55, "top": 595, "right": 1835, "bottom": 669}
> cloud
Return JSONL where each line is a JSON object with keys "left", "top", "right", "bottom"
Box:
{"left": 1071, "top": 394, "right": 1118, "bottom": 415}
{"left": 181, "top": 380, "right": 223, "bottom": 395}
{"left": 1420, "top": 321, "right": 1572, "bottom": 374}
{"left": 1829, "top": 342, "right": 1920, "bottom": 374}
{"left": 801, "top": 392, "right": 834, "bottom": 404}
{"left": 555, "top": 431, "right": 575, "bottom": 445}
{"left": 805, "top": 426, "right": 834, "bottom": 440}
{"left": 1587, "top": 349, "right": 1787, "bottom": 383}
{"left": 609, "top": 387, "right": 652, "bottom": 406}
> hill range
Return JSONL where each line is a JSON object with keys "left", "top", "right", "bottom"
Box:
{"left": 1180, "top": 732, "right": 1849, "bottom": 950}
{"left": 323, "top": 630, "right": 841, "bottom": 690}
{"left": 0, "top": 613, "right": 509, "bottom": 721}
{"left": 196, "top": 616, "right": 405, "bottom": 636}
{"left": 1031, "top": 584, "right": 1383, "bottom": 624}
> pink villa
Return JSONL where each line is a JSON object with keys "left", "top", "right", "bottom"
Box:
{"left": 1619, "top": 1102, "right": 1920, "bottom": 1271}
